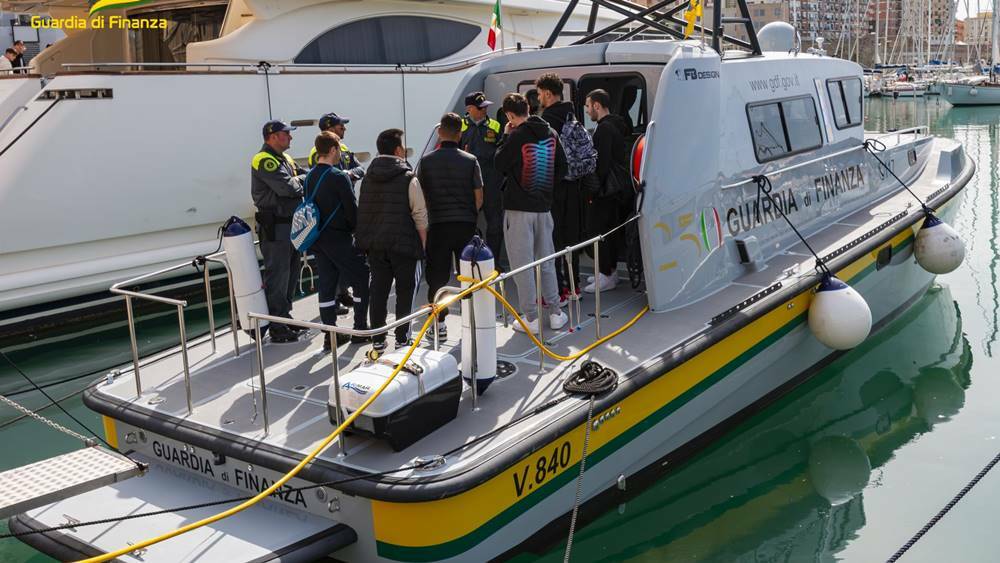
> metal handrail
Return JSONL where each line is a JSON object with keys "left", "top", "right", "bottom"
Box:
{"left": 60, "top": 47, "right": 534, "bottom": 74}
{"left": 722, "top": 126, "right": 930, "bottom": 190}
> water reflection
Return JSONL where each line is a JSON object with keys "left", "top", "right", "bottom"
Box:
{"left": 521, "top": 285, "right": 971, "bottom": 562}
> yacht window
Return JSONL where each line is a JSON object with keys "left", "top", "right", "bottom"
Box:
{"left": 746, "top": 96, "right": 822, "bottom": 162}
{"left": 826, "top": 77, "right": 863, "bottom": 129}
{"left": 295, "top": 16, "right": 480, "bottom": 65}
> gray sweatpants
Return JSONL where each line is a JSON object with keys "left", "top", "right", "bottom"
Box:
{"left": 503, "top": 210, "right": 560, "bottom": 322}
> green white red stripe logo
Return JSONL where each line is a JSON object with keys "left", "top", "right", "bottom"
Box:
{"left": 89, "top": 0, "right": 152, "bottom": 16}
{"left": 701, "top": 208, "right": 723, "bottom": 251}
{"left": 488, "top": 0, "right": 502, "bottom": 50}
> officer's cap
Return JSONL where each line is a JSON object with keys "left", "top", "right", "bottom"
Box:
{"left": 464, "top": 92, "right": 493, "bottom": 109}
{"left": 319, "top": 113, "right": 350, "bottom": 130}
{"left": 262, "top": 120, "right": 296, "bottom": 139}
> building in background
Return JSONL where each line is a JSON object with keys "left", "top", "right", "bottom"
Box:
{"left": 1, "top": 11, "right": 64, "bottom": 70}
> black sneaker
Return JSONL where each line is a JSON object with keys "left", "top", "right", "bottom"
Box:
{"left": 270, "top": 328, "right": 299, "bottom": 344}
{"left": 436, "top": 324, "right": 448, "bottom": 341}
{"left": 372, "top": 339, "right": 388, "bottom": 353}
{"left": 394, "top": 338, "right": 413, "bottom": 350}
{"left": 337, "top": 293, "right": 354, "bottom": 308}
{"left": 350, "top": 334, "right": 371, "bottom": 345}
{"left": 322, "top": 332, "right": 351, "bottom": 353}
{"left": 288, "top": 324, "right": 309, "bottom": 334}
{"left": 336, "top": 304, "right": 350, "bottom": 316}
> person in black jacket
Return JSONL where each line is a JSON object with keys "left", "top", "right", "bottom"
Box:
{"left": 356, "top": 128, "right": 429, "bottom": 351}
{"left": 11, "top": 41, "right": 26, "bottom": 73}
{"left": 536, "top": 72, "right": 584, "bottom": 304}
{"left": 419, "top": 113, "right": 484, "bottom": 341}
{"left": 494, "top": 93, "right": 569, "bottom": 334}
{"left": 583, "top": 89, "right": 632, "bottom": 293}
{"left": 309, "top": 131, "right": 371, "bottom": 351}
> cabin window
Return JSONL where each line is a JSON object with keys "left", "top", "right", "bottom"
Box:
{"left": 746, "top": 96, "right": 823, "bottom": 163}
{"left": 826, "top": 77, "right": 863, "bottom": 129}
{"left": 577, "top": 72, "right": 648, "bottom": 138}
{"left": 295, "top": 16, "right": 480, "bottom": 65}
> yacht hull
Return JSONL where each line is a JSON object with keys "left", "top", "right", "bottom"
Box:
{"left": 942, "top": 82, "right": 1000, "bottom": 105}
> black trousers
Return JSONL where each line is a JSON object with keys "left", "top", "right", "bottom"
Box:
{"left": 552, "top": 179, "right": 584, "bottom": 293}
{"left": 312, "top": 234, "right": 370, "bottom": 329}
{"left": 481, "top": 179, "right": 505, "bottom": 266}
{"left": 259, "top": 222, "right": 301, "bottom": 326}
{"left": 426, "top": 222, "right": 476, "bottom": 320}
{"left": 368, "top": 250, "right": 420, "bottom": 344}
{"left": 586, "top": 196, "right": 622, "bottom": 276}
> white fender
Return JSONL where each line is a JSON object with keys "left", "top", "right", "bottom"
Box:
{"left": 914, "top": 213, "right": 965, "bottom": 274}
{"left": 808, "top": 275, "right": 872, "bottom": 350}
{"left": 460, "top": 236, "right": 496, "bottom": 395}
{"left": 222, "top": 216, "right": 269, "bottom": 332}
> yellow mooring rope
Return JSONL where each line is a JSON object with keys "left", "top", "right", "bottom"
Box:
{"left": 456, "top": 274, "right": 650, "bottom": 361}
{"left": 77, "top": 271, "right": 500, "bottom": 563}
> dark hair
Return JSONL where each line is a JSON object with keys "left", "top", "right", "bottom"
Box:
{"left": 13, "top": 40, "right": 23, "bottom": 47}
{"left": 586, "top": 89, "right": 611, "bottom": 110}
{"left": 439, "top": 112, "right": 463, "bottom": 136}
{"left": 376, "top": 128, "right": 405, "bottom": 156}
{"left": 314, "top": 131, "right": 341, "bottom": 158}
{"left": 4, "top": 48, "right": 15, "bottom": 56}
{"left": 501, "top": 93, "right": 529, "bottom": 118}
{"left": 535, "top": 73, "right": 563, "bottom": 98}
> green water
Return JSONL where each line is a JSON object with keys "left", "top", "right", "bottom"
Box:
{"left": 1, "top": 96, "right": 998, "bottom": 562}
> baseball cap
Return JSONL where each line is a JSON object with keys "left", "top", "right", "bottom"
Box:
{"left": 262, "top": 120, "right": 296, "bottom": 139}
{"left": 319, "top": 113, "right": 350, "bottom": 130}
{"left": 464, "top": 92, "right": 493, "bottom": 109}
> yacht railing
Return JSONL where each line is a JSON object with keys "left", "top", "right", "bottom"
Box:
{"left": 107, "top": 213, "right": 641, "bottom": 445}
{"left": 60, "top": 47, "right": 535, "bottom": 74}
{"left": 722, "top": 126, "right": 929, "bottom": 190}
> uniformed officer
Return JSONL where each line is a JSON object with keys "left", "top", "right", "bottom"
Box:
{"left": 460, "top": 92, "right": 504, "bottom": 265}
{"left": 251, "top": 120, "right": 307, "bottom": 343}
{"left": 309, "top": 112, "right": 365, "bottom": 314}
{"left": 309, "top": 113, "right": 365, "bottom": 183}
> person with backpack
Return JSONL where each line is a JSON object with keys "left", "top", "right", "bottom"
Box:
{"left": 355, "top": 128, "right": 428, "bottom": 352}
{"left": 536, "top": 72, "right": 593, "bottom": 304}
{"left": 308, "top": 131, "right": 371, "bottom": 351}
{"left": 494, "top": 93, "right": 569, "bottom": 334}
{"left": 583, "top": 89, "right": 632, "bottom": 293}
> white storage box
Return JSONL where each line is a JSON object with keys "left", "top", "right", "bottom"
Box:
{"left": 329, "top": 349, "right": 461, "bottom": 451}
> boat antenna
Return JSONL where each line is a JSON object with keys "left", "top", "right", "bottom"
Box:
{"left": 752, "top": 175, "right": 831, "bottom": 277}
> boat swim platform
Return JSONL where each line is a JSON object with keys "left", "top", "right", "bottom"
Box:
{"left": 84, "top": 134, "right": 962, "bottom": 483}
{"left": 0, "top": 446, "right": 144, "bottom": 520}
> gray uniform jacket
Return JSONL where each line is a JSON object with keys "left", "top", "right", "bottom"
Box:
{"left": 251, "top": 144, "right": 306, "bottom": 218}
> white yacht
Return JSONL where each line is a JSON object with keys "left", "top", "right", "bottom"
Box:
{"left": 0, "top": 0, "right": 615, "bottom": 334}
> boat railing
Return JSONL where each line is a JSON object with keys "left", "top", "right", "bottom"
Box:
{"left": 59, "top": 47, "right": 534, "bottom": 75}
{"left": 723, "top": 126, "right": 929, "bottom": 190}
{"left": 107, "top": 211, "right": 641, "bottom": 447}
{"left": 244, "top": 214, "right": 642, "bottom": 441}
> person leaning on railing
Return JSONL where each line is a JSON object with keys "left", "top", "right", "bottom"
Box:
{"left": 0, "top": 48, "right": 15, "bottom": 73}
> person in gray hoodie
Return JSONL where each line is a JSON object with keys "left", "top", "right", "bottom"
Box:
{"left": 494, "top": 93, "right": 569, "bottom": 334}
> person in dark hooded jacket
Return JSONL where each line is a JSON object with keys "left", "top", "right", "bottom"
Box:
{"left": 355, "top": 128, "right": 428, "bottom": 351}
{"left": 494, "top": 93, "right": 569, "bottom": 334}
{"left": 536, "top": 72, "right": 585, "bottom": 303}
{"left": 583, "top": 89, "right": 633, "bottom": 293}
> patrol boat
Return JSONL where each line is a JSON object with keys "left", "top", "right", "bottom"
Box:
{"left": 0, "top": 0, "right": 622, "bottom": 337}
{"left": 7, "top": 2, "right": 975, "bottom": 561}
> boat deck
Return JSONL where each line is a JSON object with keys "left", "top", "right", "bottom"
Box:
{"left": 90, "top": 134, "right": 962, "bottom": 483}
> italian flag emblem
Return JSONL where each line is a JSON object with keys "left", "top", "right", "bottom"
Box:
{"left": 488, "top": 0, "right": 502, "bottom": 50}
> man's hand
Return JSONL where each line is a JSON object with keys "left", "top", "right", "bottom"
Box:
{"left": 504, "top": 121, "right": 514, "bottom": 134}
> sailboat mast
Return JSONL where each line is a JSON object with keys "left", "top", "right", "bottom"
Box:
{"left": 875, "top": 0, "right": 881, "bottom": 65}
{"left": 993, "top": 0, "right": 1000, "bottom": 64}
{"left": 927, "top": 0, "right": 932, "bottom": 64}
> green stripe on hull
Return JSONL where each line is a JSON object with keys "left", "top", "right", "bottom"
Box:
{"left": 377, "top": 234, "right": 914, "bottom": 561}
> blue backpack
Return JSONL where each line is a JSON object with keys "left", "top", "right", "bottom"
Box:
{"left": 291, "top": 168, "right": 341, "bottom": 252}
{"left": 560, "top": 112, "right": 597, "bottom": 180}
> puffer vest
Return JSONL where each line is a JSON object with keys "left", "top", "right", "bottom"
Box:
{"left": 418, "top": 144, "right": 479, "bottom": 225}
{"left": 355, "top": 156, "right": 422, "bottom": 259}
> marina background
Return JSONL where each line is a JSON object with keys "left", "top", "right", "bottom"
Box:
{"left": 1, "top": 95, "right": 998, "bottom": 561}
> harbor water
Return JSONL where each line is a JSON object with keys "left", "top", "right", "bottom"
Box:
{"left": 2, "top": 96, "right": 999, "bottom": 562}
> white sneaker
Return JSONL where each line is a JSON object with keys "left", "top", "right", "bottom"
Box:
{"left": 549, "top": 310, "right": 568, "bottom": 330}
{"left": 513, "top": 316, "right": 540, "bottom": 334}
{"left": 583, "top": 272, "right": 618, "bottom": 294}
{"left": 586, "top": 272, "right": 618, "bottom": 286}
